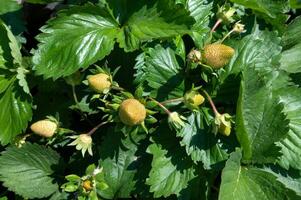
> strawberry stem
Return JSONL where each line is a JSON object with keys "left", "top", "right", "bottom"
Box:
{"left": 211, "top": 19, "right": 222, "bottom": 33}
{"left": 161, "top": 97, "right": 184, "bottom": 105}
{"left": 87, "top": 121, "right": 109, "bottom": 136}
{"left": 221, "top": 29, "right": 234, "bottom": 43}
{"left": 72, "top": 85, "right": 79, "bottom": 104}
{"left": 200, "top": 89, "right": 220, "bottom": 116}
{"left": 149, "top": 97, "right": 172, "bottom": 115}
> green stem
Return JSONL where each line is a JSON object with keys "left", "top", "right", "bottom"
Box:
{"left": 161, "top": 97, "right": 184, "bottom": 105}
{"left": 72, "top": 85, "right": 79, "bottom": 104}
{"left": 221, "top": 29, "right": 234, "bottom": 43}
{"left": 111, "top": 85, "right": 125, "bottom": 91}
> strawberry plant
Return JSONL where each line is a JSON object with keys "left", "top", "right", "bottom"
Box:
{"left": 0, "top": 0, "right": 301, "bottom": 199}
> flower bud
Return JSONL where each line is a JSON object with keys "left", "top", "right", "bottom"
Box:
{"left": 187, "top": 49, "right": 202, "bottom": 63}
{"left": 88, "top": 73, "right": 111, "bottom": 93}
{"left": 119, "top": 99, "right": 146, "bottom": 126}
{"left": 184, "top": 90, "right": 205, "bottom": 110}
{"left": 30, "top": 120, "right": 57, "bottom": 138}
{"left": 214, "top": 113, "right": 232, "bottom": 136}
{"left": 217, "top": 5, "right": 236, "bottom": 24}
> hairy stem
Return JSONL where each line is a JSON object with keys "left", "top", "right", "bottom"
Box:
{"left": 211, "top": 19, "right": 222, "bottom": 33}
{"left": 87, "top": 121, "right": 109, "bottom": 136}
{"left": 149, "top": 97, "right": 172, "bottom": 115}
{"left": 161, "top": 97, "right": 184, "bottom": 105}
{"left": 72, "top": 85, "right": 79, "bottom": 104}
{"left": 200, "top": 89, "right": 219, "bottom": 116}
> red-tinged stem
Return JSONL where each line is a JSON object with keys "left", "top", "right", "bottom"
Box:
{"left": 211, "top": 19, "right": 222, "bottom": 33}
{"left": 200, "top": 89, "right": 219, "bottom": 116}
{"left": 149, "top": 97, "right": 172, "bottom": 115}
{"left": 87, "top": 121, "right": 109, "bottom": 136}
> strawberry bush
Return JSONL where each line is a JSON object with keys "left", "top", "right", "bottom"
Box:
{"left": 0, "top": 0, "right": 301, "bottom": 199}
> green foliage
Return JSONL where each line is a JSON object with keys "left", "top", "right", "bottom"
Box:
{"left": 219, "top": 150, "right": 299, "bottom": 200}
{"left": 134, "top": 45, "right": 185, "bottom": 101}
{"left": 236, "top": 66, "right": 289, "bottom": 163}
{"left": 176, "top": 110, "right": 228, "bottom": 168}
{"left": 146, "top": 123, "right": 196, "bottom": 198}
{"left": 0, "top": 143, "right": 61, "bottom": 199}
{"left": 0, "top": 20, "right": 32, "bottom": 145}
{"left": 0, "top": 0, "right": 300, "bottom": 199}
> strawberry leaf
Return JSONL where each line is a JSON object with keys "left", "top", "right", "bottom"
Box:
{"left": 236, "top": 66, "right": 289, "bottom": 163}
{"left": 0, "top": 143, "right": 61, "bottom": 199}
{"left": 32, "top": 3, "right": 119, "bottom": 80}
{"left": 230, "top": 0, "right": 289, "bottom": 32}
{"left": 116, "top": 0, "right": 194, "bottom": 51}
{"left": 134, "top": 45, "right": 185, "bottom": 101}
{"left": 146, "top": 123, "right": 196, "bottom": 198}
{"left": 33, "top": 1, "right": 195, "bottom": 79}
{"left": 176, "top": 110, "right": 229, "bottom": 169}
{"left": 280, "top": 17, "right": 301, "bottom": 73}
{"left": 276, "top": 86, "right": 301, "bottom": 171}
{"left": 219, "top": 150, "right": 299, "bottom": 200}
{"left": 0, "top": 0, "right": 22, "bottom": 15}
{"left": 0, "top": 20, "right": 32, "bottom": 145}
{"left": 98, "top": 128, "right": 147, "bottom": 199}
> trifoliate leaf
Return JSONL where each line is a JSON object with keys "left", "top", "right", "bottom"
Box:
{"left": 0, "top": 143, "right": 61, "bottom": 199}
{"left": 262, "top": 167, "right": 301, "bottom": 196}
{"left": 282, "top": 16, "right": 301, "bottom": 49}
{"left": 16, "top": 67, "right": 30, "bottom": 94}
{"left": 221, "top": 28, "right": 282, "bottom": 82}
{"left": 0, "top": 79, "right": 32, "bottom": 145}
{"left": 116, "top": 0, "right": 194, "bottom": 51}
{"left": 236, "top": 66, "right": 289, "bottom": 163}
{"left": 176, "top": 110, "right": 228, "bottom": 168}
{"left": 230, "top": 0, "right": 289, "bottom": 32}
{"left": 134, "top": 45, "right": 185, "bottom": 101}
{"left": 33, "top": 1, "right": 195, "bottom": 79}
{"left": 33, "top": 3, "right": 119, "bottom": 79}
{"left": 276, "top": 86, "right": 301, "bottom": 171}
{"left": 98, "top": 128, "right": 147, "bottom": 199}
{"left": 185, "top": 0, "right": 213, "bottom": 48}
{"left": 0, "top": 19, "right": 23, "bottom": 69}
{"left": 146, "top": 123, "right": 196, "bottom": 198}
{"left": 218, "top": 150, "right": 299, "bottom": 200}
{"left": 0, "top": 0, "right": 22, "bottom": 15}
{"left": 280, "top": 17, "right": 301, "bottom": 74}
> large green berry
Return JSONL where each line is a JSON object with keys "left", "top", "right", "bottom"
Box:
{"left": 203, "top": 44, "right": 234, "bottom": 69}
{"left": 119, "top": 99, "right": 146, "bottom": 126}
{"left": 88, "top": 73, "right": 111, "bottom": 93}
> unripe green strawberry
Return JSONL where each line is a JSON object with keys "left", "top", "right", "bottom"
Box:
{"left": 218, "top": 122, "right": 231, "bottom": 136}
{"left": 30, "top": 120, "right": 57, "bottom": 138}
{"left": 203, "top": 44, "right": 234, "bottom": 69}
{"left": 88, "top": 73, "right": 111, "bottom": 93}
{"left": 119, "top": 99, "right": 146, "bottom": 126}
{"left": 184, "top": 91, "right": 205, "bottom": 110}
